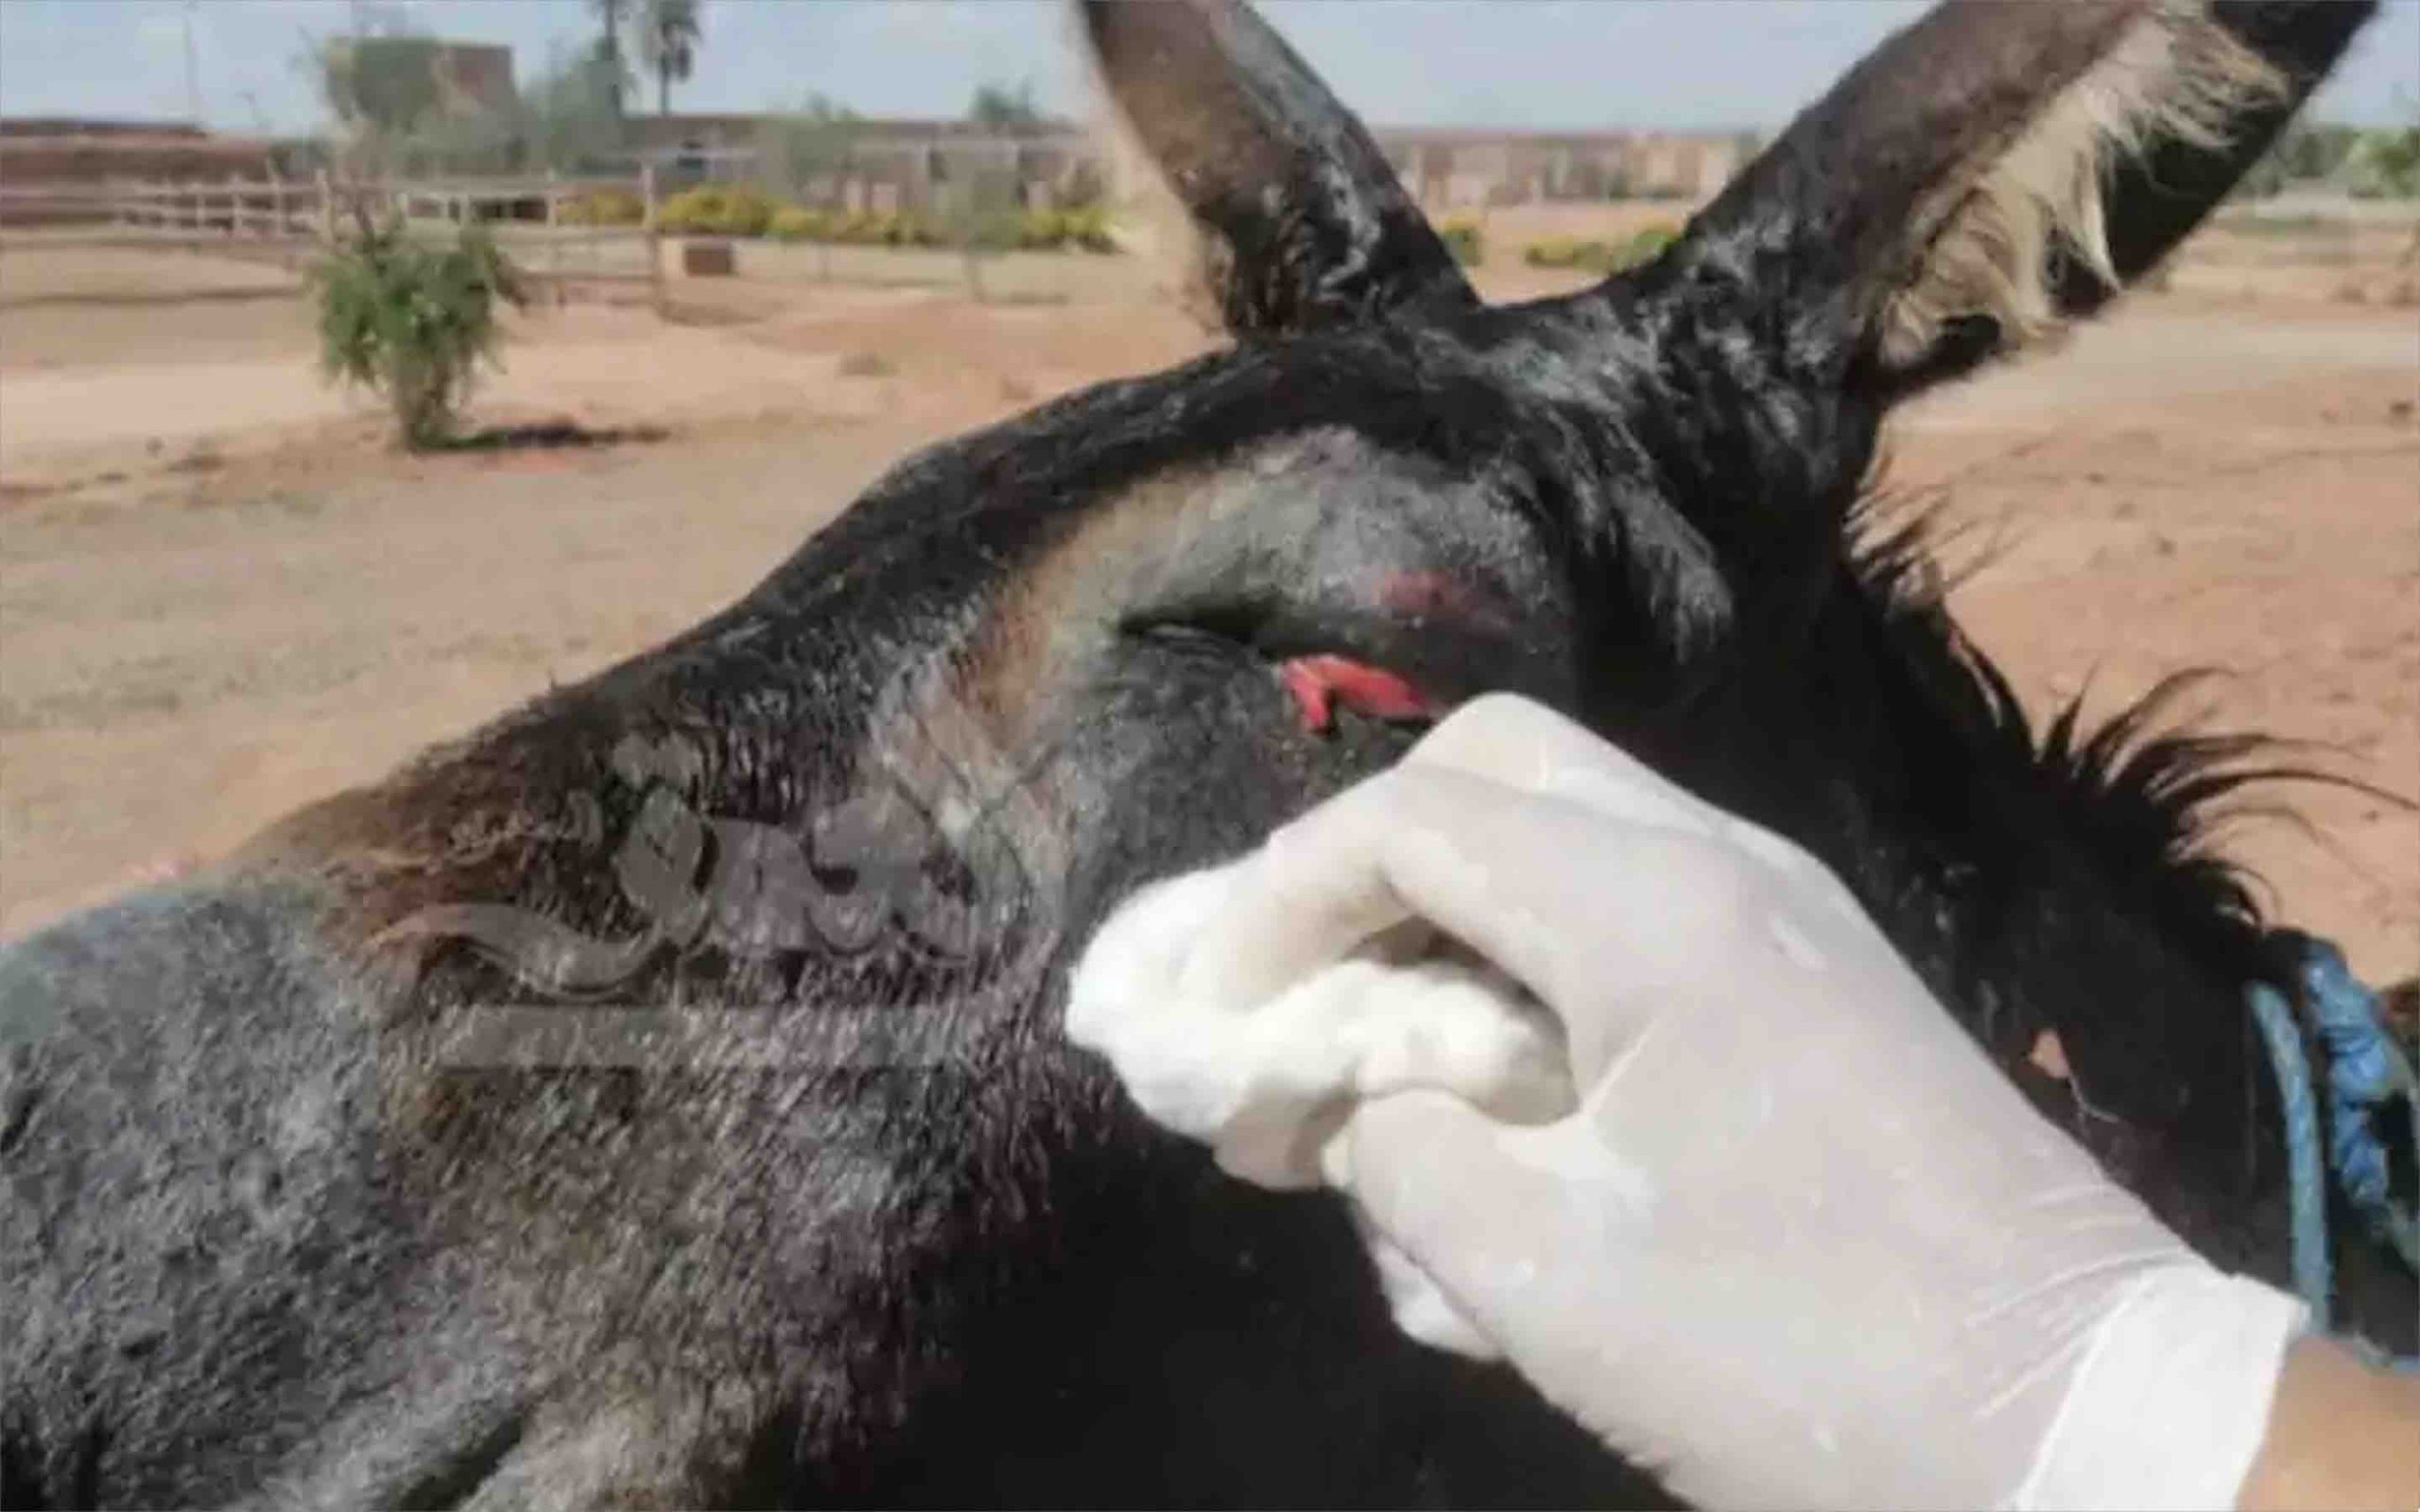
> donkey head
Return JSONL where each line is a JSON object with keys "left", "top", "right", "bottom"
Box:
{"left": 680, "top": 0, "right": 2378, "bottom": 1258}
{"left": 973, "top": 0, "right": 2370, "bottom": 1100}
{"left": 727, "top": 1, "right": 2396, "bottom": 1484}
{"left": 964, "top": 0, "right": 2360, "bottom": 886}
{"left": 364, "top": 0, "right": 2383, "bottom": 1446}
{"left": 579, "top": 0, "right": 2385, "bottom": 1350}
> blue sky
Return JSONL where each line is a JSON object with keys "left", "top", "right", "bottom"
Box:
{"left": 2, "top": 0, "right": 2413, "bottom": 136}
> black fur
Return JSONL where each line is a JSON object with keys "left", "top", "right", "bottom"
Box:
{"left": 2, "top": 1, "right": 2401, "bottom": 1504}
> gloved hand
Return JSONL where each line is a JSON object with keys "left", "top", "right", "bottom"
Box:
{"left": 1070, "top": 694, "right": 2306, "bottom": 1511}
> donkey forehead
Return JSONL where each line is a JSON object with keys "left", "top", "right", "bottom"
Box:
{"left": 1046, "top": 422, "right": 1552, "bottom": 605}
{"left": 959, "top": 421, "right": 1563, "bottom": 696}
{"left": 863, "top": 306, "right": 1753, "bottom": 711}
{"left": 982, "top": 303, "right": 1683, "bottom": 558}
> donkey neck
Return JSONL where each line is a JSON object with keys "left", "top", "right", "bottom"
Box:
{"left": 1664, "top": 559, "right": 2287, "bottom": 1267}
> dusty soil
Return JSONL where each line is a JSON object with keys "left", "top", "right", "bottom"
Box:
{"left": 1, "top": 219, "right": 2413, "bottom": 989}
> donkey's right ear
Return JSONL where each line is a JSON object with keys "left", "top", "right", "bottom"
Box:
{"left": 1080, "top": 0, "right": 1476, "bottom": 340}
{"left": 1681, "top": 0, "right": 2376, "bottom": 398}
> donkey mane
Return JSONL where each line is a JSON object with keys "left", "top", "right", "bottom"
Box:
{"left": 1846, "top": 501, "right": 2304, "bottom": 999}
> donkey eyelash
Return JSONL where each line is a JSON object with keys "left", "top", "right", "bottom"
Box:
{"left": 1122, "top": 615, "right": 1256, "bottom": 658}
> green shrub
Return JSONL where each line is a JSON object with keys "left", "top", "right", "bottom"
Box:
{"left": 657, "top": 183, "right": 775, "bottom": 237}
{"left": 887, "top": 210, "right": 942, "bottom": 248}
{"left": 560, "top": 187, "right": 643, "bottom": 226}
{"left": 768, "top": 204, "right": 830, "bottom": 242}
{"left": 1438, "top": 216, "right": 1484, "bottom": 266}
{"left": 1012, "top": 207, "right": 1069, "bottom": 251}
{"left": 815, "top": 207, "right": 938, "bottom": 247}
{"left": 748, "top": 202, "right": 1123, "bottom": 253}
{"left": 2350, "top": 124, "right": 2420, "bottom": 199}
{"left": 721, "top": 187, "right": 776, "bottom": 236}
{"left": 1057, "top": 203, "right": 1117, "bottom": 253}
{"left": 655, "top": 188, "right": 707, "bottom": 234}
{"left": 1521, "top": 222, "right": 1681, "bottom": 275}
{"left": 308, "top": 218, "right": 527, "bottom": 451}
{"left": 1521, "top": 235, "right": 1587, "bottom": 269}
{"left": 1617, "top": 222, "right": 1680, "bottom": 267}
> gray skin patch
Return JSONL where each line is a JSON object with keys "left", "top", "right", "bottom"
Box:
{"left": 0, "top": 880, "right": 527, "bottom": 1509}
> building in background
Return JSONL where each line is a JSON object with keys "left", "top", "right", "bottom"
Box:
{"left": 0, "top": 120, "right": 278, "bottom": 227}
{"left": 1382, "top": 128, "right": 1756, "bottom": 206}
{"left": 0, "top": 97, "right": 1753, "bottom": 233}
{"left": 631, "top": 112, "right": 1752, "bottom": 214}
{"left": 428, "top": 43, "right": 518, "bottom": 120}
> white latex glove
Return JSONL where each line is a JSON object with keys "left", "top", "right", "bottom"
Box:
{"left": 1067, "top": 694, "right": 2304, "bottom": 1512}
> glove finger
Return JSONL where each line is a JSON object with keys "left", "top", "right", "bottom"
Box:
{"left": 1182, "top": 765, "right": 1753, "bottom": 1037}
{"left": 1332, "top": 1089, "right": 1656, "bottom": 1363}
{"left": 1407, "top": 694, "right": 1721, "bottom": 830}
{"left": 1413, "top": 694, "right": 1847, "bottom": 898}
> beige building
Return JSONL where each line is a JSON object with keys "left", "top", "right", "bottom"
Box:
{"left": 632, "top": 112, "right": 1752, "bottom": 214}
{"left": 1381, "top": 128, "right": 1754, "bottom": 207}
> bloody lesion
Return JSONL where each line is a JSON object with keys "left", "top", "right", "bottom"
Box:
{"left": 1274, "top": 566, "right": 1522, "bottom": 734}
{"left": 1274, "top": 569, "right": 1521, "bottom": 735}
{"left": 1279, "top": 654, "right": 1434, "bottom": 734}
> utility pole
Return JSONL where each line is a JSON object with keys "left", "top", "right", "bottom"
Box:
{"left": 182, "top": 0, "right": 202, "bottom": 128}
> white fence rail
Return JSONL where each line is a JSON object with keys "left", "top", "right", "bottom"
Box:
{"left": 0, "top": 170, "right": 670, "bottom": 310}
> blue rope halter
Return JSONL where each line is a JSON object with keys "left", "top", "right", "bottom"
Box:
{"left": 2244, "top": 931, "right": 2419, "bottom": 1365}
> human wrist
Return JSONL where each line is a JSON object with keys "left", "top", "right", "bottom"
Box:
{"left": 2237, "top": 1333, "right": 2420, "bottom": 1511}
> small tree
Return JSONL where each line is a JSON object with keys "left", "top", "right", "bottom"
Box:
{"left": 2238, "top": 121, "right": 2363, "bottom": 198}
{"left": 638, "top": 0, "right": 703, "bottom": 117}
{"left": 968, "top": 80, "right": 1044, "bottom": 128}
{"left": 2353, "top": 123, "right": 2420, "bottom": 199}
{"left": 314, "top": 28, "right": 441, "bottom": 176}
{"left": 758, "top": 94, "right": 859, "bottom": 279}
{"left": 758, "top": 94, "right": 857, "bottom": 198}
{"left": 520, "top": 43, "right": 628, "bottom": 173}
{"left": 937, "top": 152, "right": 1026, "bottom": 302}
{"left": 309, "top": 216, "right": 528, "bottom": 451}
{"left": 320, "top": 35, "right": 443, "bottom": 135}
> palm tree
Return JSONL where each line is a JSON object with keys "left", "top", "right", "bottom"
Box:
{"left": 638, "top": 0, "right": 703, "bottom": 118}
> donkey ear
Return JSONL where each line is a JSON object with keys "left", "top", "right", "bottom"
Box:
{"left": 1080, "top": 0, "right": 1477, "bottom": 339}
{"left": 1685, "top": 0, "right": 2376, "bottom": 395}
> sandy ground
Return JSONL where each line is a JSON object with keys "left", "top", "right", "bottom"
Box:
{"left": 1, "top": 218, "right": 2414, "bottom": 990}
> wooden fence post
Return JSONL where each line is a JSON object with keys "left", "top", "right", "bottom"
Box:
{"left": 642, "top": 161, "right": 666, "bottom": 318}
{"left": 544, "top": 167, "right": 564, "bottom": 307}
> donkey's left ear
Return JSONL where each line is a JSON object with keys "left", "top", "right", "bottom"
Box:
{"left": 1684, "top": 0, "right": 2377, "bottom": 396}
{"left": 1081, "top": 0, "right": 1477, "bottom": 339}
